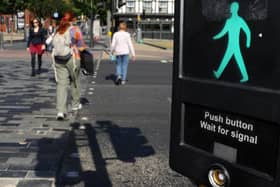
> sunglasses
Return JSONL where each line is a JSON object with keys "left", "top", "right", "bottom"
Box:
{"left": 33, "top": 21, "right": 38, "bottom": 24}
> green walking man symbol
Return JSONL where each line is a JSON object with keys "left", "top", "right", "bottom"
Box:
{"left": 213, "top": 2, "right": 251, "bottom": 83}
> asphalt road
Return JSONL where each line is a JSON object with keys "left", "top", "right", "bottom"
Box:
{"left": 57, "top": 59, "right": 195, "bottom": 187}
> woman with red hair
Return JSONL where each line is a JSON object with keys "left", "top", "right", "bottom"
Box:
{"left": 52, "top": 11, "right": 86, "bottom": 120}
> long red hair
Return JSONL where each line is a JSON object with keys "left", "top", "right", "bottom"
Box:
{"left": 57, "top": 11, "right": 74, "bottom": 34}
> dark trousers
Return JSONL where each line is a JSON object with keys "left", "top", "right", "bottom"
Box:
{"left": 31, "top": 53, "right": 42, "bottom": 72}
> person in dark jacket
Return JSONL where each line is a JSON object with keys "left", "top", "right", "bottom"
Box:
{"left": 27, "top": 18, "right": 46, "bottom": 76}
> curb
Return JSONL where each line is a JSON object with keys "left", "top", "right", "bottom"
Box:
{"left": 142, "top": 42, "right": 167, "bottom": 50}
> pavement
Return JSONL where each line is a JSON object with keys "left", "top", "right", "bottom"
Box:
{"left": 0, "top": 54, "right": 70, "bottom": 186}
{"left": 142, "top": 39, "right": 174, "bottom": 50}
{"left": 0, "top": 40, "right": 103, "bottom": 187}
{"left": 0, "top": 37, "right": 193, "bottom": 187}
{"left": 102, "top": 39, "right": 173, "bottom": 63}
{"left": 0, "top": 32, "right": 173, "bottom": 61}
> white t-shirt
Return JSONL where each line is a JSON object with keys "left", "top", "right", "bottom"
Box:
{"left": 111, "top": 30, "right": 135, "bottom": 56}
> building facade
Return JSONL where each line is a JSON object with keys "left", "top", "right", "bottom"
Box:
{"left": 112, "top": 0, "right": 175, "bottom": 39}
{"left": 0, "top": 10, "right": 33, "bottom": 33}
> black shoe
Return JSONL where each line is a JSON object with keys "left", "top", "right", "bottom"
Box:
{"left": 82, "top": 69, "right": 93, "bottom": 76}
{"left": 115, "top": 78, "right": 121, "bottom": 85}
{"left": 37, "top": 69, "right": 41, "bottom": 74}
{"left": 115, "top": 76, "right": 122, "bottom": 85}
{"left": 31, "top": 71, "right": 36, "bottom": 77}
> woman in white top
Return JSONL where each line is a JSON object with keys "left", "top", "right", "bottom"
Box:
{"left": 111, "top": 22, "right": 136, "bottom": 85}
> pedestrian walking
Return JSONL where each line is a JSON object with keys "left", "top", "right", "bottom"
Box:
{"left": 111, "top": 21, "right": 136, "bottom": 85}
{"left": 46, "top": 19, "right": 57, "bottom": 52}
{"left": 27, "top": 18, "right": 46, "bottom": 76}
{"left": 52, "top": 11, "right": 86, "bottom": 120}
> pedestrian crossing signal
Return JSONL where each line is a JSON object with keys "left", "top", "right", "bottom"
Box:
{"left": 170, "top": 0, "right": 280, "bottom": 187}
{"left": 118, "top": 0, "right": 126, "bottom": 8}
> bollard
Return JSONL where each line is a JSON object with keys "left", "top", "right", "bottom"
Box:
{"left": 0, "top": 32, "right": 3, "bottom": 50}
{"left": 25, "top": 25, "right": 30, "bottom": 42}
{"left": 136, "top": 27, "right": 142, "bottom": 43}
{"left": 107, "top": 31, "right": 112, "bottom": 48}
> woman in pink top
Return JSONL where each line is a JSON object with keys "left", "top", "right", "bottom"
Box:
{"left": 111, "top": 22, "right": 136, "bottom": 85}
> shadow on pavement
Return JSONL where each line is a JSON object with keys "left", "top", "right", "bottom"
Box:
{"left": 55, "top": 120, "right": 155, "bottom": 187}
{"left": 96, "top": 120, "right": 155, "bottom": 163}
{"left": 80, "top": 97, "right": 90, "bottom": 105}
{"left": 105, "top": 73, "right": 117, "bottom": 85}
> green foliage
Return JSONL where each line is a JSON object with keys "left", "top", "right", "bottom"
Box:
{"left": 0, "top": 0, "right": 113, "bottom": 22}
{"left": 26, "top": 0, "right": 73, "bottom": 18}
{"left": 0, "top": 0, "right": 26, "bottom": 14}
{"left": 75, "top": 0, "right": 112, "bottom": 24}
{"left": 72, "top": 0, "right": 97, "bottom": 17}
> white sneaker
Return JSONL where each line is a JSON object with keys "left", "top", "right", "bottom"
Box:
{"left": 79, "top": 124, "right": 86, "bottom": 130}
{"left": 72, "top": 104, "right": 82, "bottom": 111}
{"left": 56, "top": 112, "right": 65, "bottom": 120}
{"left": 121, "top": 80, "right": 126, "bottom": 85}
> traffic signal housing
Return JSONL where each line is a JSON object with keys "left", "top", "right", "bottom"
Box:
{"left": 118, "top": 0, "right": 126, "bottom": 8}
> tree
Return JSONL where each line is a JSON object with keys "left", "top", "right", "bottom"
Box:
{"left": 72, "top": 0, "right": 97, "bottom": 18}
{"left": 0, "top": 0, "right": 114, "bottom": 18}
{"left": 26, "top": 0, "right": 72, "bottom": 18}
{"left": 0, "top": 0, "right": 27, "bottom": 14}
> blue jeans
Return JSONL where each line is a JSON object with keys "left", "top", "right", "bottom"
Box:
{"left": 116, "top": 54, "right": 129, "bottom": 81}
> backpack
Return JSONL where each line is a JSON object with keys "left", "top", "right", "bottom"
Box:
{"left": 52, "top": 28, "right": 72, "bottom": 64}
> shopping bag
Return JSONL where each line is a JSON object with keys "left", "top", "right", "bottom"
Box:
{"left": 80, "top": 49, "right": 94, "bottom": 76}
{"left": 110, "top": 54, "right": 116, "bottom": 63}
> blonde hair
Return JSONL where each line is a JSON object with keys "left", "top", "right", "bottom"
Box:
{"left": 119, "top": 22, "right": 127, "bottom": 31}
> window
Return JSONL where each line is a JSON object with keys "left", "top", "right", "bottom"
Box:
{"left": 126, "top": 0, "right": 135, "bottom": 13}
{"left": 162, "top": 24, "right": 171, "bottom": 31}
{"left": 159, "top": 0, "right": 168, "bottom": 13}
{"left": 143, "top": 0, "right": 153, "bottom": 13}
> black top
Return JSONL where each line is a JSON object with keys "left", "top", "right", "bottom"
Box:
{"left": 27, "top": 27, "right": 46, "bottom": 47}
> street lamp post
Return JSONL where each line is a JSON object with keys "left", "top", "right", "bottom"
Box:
{"left": 0, "top": 16, "right": 4, "bottom": 50}
{"left": 0, "top": 31, "right": 3, "bottom": 50}
{"left": 89, "top": 0, "right": 94, "bottom": 48}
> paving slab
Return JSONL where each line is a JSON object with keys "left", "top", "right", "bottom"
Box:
{"left": 0, "top": 54, "right": 84, "bottom": 187}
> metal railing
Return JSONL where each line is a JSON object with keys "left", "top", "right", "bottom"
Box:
{"left": 142, "top": 31, "right": 173, "bottom": 40}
